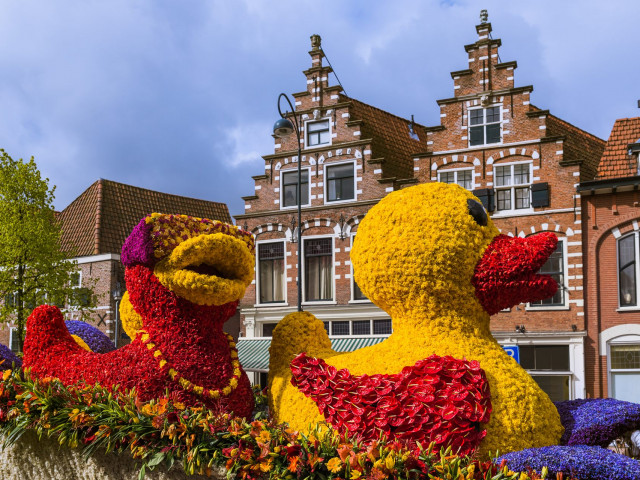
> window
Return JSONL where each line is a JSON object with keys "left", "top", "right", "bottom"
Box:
{"left": 353, "top": 280, "right": 367, "bottom": 301}
{"left": 609, "top": 344, "right": 640, "bottom": 402}
{"left": 438, "top": 169, "right": 473, "bottom": 190}
{"left": 373, "top": 319, "right": 393, "bottom": 335}
{"left": 469, "top": 106, "right": 501, "bottom": 146}
{"left": 530, "top": 239, "right": 565, "bottom": 307}
{"left": 322, "top": 319, "right": 392, "bottom": 336}
{"left": 262, "top": 323, "right": 278, "bottom": 337}
{"left": 9, "top": 327, "right": 20, "bottom": 353}
{"left": 306, "top": 120, "right": 330, "bottom": 147}
{"left": 494, "top": 163, "right": 531, "bottom": 212}
{"left": 326, "top": 163, "right": 355, "bottom": 202}
{"left": 619, "top": 233, "right": 637, "bottom": 307}
{"left": 282, "top": 169, "right": 309, "bottom": 208}
{"left": 70, "top": 272, "right": 82, "bottom": 288}
{"left": 520, "top": 345, "right": 570, "bottom": 402}
{"left": 257, "top": 242, "right": 285, "bottom": 303}
{"left": 304, "top": 238, "right": 333, "bottom": 301}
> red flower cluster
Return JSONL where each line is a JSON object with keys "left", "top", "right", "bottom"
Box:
{"left": 472, "top": 233, "right": 559, "bottom": 315}
{"left": 23, "top": 264, "right": 254, "bottom": 418}
{"left": 290, "top": 353, "right": 492, "bottom": 455}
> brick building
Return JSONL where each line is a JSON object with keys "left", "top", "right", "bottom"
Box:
{"left": 2, "top": 179, "right": 235, "bottom": 351}
{"left": 580, "top": 117, "right": 640, "bottom": 402}
{"left": 236, "top": 17, "right": 606, "bottom": 399}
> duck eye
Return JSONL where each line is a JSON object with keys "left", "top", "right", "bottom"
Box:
{"left": 467, "top": 199, "right": 488, "bottom": 226}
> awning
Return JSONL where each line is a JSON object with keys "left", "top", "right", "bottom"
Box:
{"left": 236, "top": 336, "right": 388, "bottom": 372}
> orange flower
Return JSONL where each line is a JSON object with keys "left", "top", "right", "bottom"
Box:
{"left": 288, "top": 456, "right": 300, "bottom": 473}
{"left": 327, "top": 457, "right": 343, "bottom": 473}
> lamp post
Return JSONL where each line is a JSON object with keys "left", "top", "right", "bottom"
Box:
{"left": 274, "top": 93, "right": 303, "bottom": 312}
{"left": 112, "top": 281, "right": 123, "bottom": 348}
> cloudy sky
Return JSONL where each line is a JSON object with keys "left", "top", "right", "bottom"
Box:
{"left": 0, "top": 1, "right": 638, "bottom": 217}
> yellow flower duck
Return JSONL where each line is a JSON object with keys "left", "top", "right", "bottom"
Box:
{"left": 269, "top": 182, "right": 564, "bottom": 456}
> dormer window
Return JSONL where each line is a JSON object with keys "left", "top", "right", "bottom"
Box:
{"left": 469, "top": 106, "right": 501, "bottom": 146}
{"left": 306, "top": 119, "right": 330, "bottom": 147}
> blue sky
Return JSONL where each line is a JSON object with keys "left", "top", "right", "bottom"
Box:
{"left": 0, "top": 0, "right": 638, "bottom": 217}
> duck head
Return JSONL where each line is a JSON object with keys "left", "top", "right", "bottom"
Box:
{"left": 351, "top": 183, "right": 557, "bottom": 319}
{"left": 121, "top": 213, "right": 255, "bottom": 307}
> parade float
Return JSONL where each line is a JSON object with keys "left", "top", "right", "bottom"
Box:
{"left": 0, "top": 185, "right": 638, "bottom": 479}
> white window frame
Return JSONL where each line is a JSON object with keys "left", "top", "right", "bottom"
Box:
{"left": 70, "top": 271, "right": 82, "bottom": 288}
{"left": 468, "top": 105, "right": 503, "bottom": 147}
{"left": 68, "top": 270, "right": 86, "bottom": 309}
{"left": 324, "top": 160, "right": 357, "bottom": 205}
{"left": 601, "top": 325, "right": 640, "bottom": 399}
{"left": 608, "top": 340, "right": 640, "bottom": 401}
{"left": 280, "top": 167, "right": 311, "bottom": 210}
{"left": 492, "top": 161, "right": 533, "bottom": 215}
{"left": 349, "top": 233, "right": 370, "bottom": 304}
{"left": 302, "top": 235, "right": 336, "bottom": 305}
{"left": 304, "top": 118, "right": 332, "bottom": 150}
{"left": 255, "top": 240, "right": 288, "bottom": 306}
{"left": 323, "top": 319, "right": 392, "bottom": 338}
{"left": 9, "top": 327, "right": 20, "bottom": 353}
{"left": 437, "top": 167, "right": 475, "bottom": 190}
{"left": 617, "top": 231, "right": 640, "bottom": 310}
{"left": 527, "top": 238, "right": 569, "bottom": 310}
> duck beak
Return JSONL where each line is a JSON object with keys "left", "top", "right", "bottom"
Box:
{"left": 472, "top": 232, "right": 558, "bottom": 315}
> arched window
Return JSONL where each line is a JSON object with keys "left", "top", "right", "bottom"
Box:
{"left": 618, "top": 232, "right": 637, "bottom": 307}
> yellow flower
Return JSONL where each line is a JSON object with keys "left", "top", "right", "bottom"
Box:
{"left": 350, "top": 470, "right": 362, "bottom": 479}
{"left": 326, "top": 457, "right": 343, "bottom": 473}
{"left": 2, "top": 369, "right": 11, "bottom": 381}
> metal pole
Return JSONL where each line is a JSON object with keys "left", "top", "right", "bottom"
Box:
{"left": 114, "top": 298, "right": 120, "bottom": 348}
{"left": 277, "top": 93, "right": 303, "bottom": 312}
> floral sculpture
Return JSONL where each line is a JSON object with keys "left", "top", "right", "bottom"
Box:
{"left": 65, "top": 320, "right": 116, "bottom": 353}
{"left": 291, "top": 352, "right": 492, "bottom": 455}
{"left": 269, "top": 182, "right": 563, "bottom": 456}
{"left": 23, "top": 213, "right": 256, "bottom": 417}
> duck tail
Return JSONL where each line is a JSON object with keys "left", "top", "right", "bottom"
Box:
{"left": 23, "top": 305, "right": 84, "bottom": 369}
{"left": 268, "top": 311, "right": 335, "bottom": 377}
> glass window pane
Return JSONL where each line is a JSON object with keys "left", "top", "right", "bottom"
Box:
{"left": 486, "top": 107, "right": 501, "bottom": 123}
{"left": 373, "top": 319, "right": 392, "bottom": 335}
{"left": 308, "top": 120, "right": 329, "bottom": 132}
{"left": 438, "top": 171, "right": 455, "bottom": 184}
{"left": 323, "top": 322, "right": 330, "bottom": 334}
{"left": 619, "top": 235, "right": 637, "bottom": 306}
{"left": 515, "top": 187, "right": 530, "bottom": 209}
{"left": 353, "top": 280, "right": 367, "bottom": 300}
{"left": 469, "top": 126, "right": 484, "bottom": 146}
{"left": 514, "top": 164, "right": 530, "bottom": 184}
{"left": 520, "top": 346, "right": 535, "bottom": 370}
{"left": 619, "top": 235, "right": 636, "bottom": 267}
{"left": 485, "top": 123, "right": 501, "bottom": 144}
{"left": 612, "top": 372, "right": 640, "bottom": 402}
{"left": 352, "top": 320, "right": 371, "bottom": 335}
{"left": 305, "top": 238, "right": 333, "bottom": 301}
{"left": 495, "top": 166, "right": 511, "bottom": 186}
{"left": 530, "top": 375, "right": 570, "bottom": 402}
{"left": 327, "top": 164, "right": 353, "bottom": 179}
{"left": 470, "top": 109, "right": 483, "bottom": 125}
{"left": 532, "top": 242, "right": 564, "bottom": 306}
{"left": 610, "top": 345, "right": 640, "bottom": 370}
{"left": 262, "top": 323, "right": 278, "bottom": 337}
{"left": 282, "top": 171, "right": 309, "bottom": 206}
{"left": 458, "top": 170, "right": 472, "bottom": 190}
{"left": 496, "top": 189, "right": 511, "bottom": 210}
{"left": 332, "top": 321, "right": 350, "bottom": 336}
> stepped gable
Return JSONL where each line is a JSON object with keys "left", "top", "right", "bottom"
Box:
{"left": 59, "top": 179, "right": 231, "bottom": 256}
{"left": 596, "top": 117, "right": 640, "bottom": 180}
{"left": 342, "top": 94, "right": 430, "bottom": 181}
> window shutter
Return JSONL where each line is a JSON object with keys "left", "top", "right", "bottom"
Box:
{"left": 473, "top": 188, "right": 495, "bottom": 212}
{"left": 531, "top": 182, "right": 550, "bottom": 208}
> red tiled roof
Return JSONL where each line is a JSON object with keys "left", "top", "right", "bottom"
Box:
{"left": 339, "top": 95, "right": 430, "bottom": 181}
{"left": 596, "top": 117, "right": 640, "bottom": 180}
{"left": 59, "top": 179, "right": 231, "bottom": 256}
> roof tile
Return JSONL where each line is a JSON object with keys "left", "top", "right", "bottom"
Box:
{"left": 597, "top": 117, "right": 640, "bottom": 180}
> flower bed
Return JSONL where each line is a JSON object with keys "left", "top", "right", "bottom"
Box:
{"left": 0, "top": 369, "right": 547, "bottom": 479}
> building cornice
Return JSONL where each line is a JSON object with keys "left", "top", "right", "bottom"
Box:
{"left": 262, "top": 138, "right": 372, "bottom": 161}
{"left": 72, "top": 253, "right": 121, "bottom": 264}
{"left": 235, "top": 198, "right": 383, "bottom": 220}
{"left": 436, "top": 85, "right": 534, "bottom": 106}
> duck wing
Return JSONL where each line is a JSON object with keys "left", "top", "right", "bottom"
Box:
{"left": 290, "top": 353, "right": 492, "bottom": 455}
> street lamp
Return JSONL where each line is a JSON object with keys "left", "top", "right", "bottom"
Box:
{"left": 274, "top": 93, "right": 303, "bottom": 312}
{"left": 112, "top": 281, "right": 123, "bottom": 348}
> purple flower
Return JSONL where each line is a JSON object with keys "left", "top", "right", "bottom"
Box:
{"left": 65, "top": 321, "right": 116, "bottom": 354}
{"left": 498, "top": 445, "right": 640, "bottom": 480}
{"left": 555, "top": 398, "right": 640, "bottom": 447}
{"left": 0, "top": 343, "right": 21, "bottom": 370}
{"left": 121, "top": 218, "right": 155, "bottom": 267}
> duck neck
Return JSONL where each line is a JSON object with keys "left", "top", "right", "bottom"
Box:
{"left": 388, "top": 296, "right": 491, "bottom": 340}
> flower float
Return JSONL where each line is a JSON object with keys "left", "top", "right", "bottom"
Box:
{"left": 65, "top": 320, "right": 116, "bottom": 353}
{"left": 23, "top": 213, "right": 256, "bottom": 417}
{"left": 269, "top": 182, "right": 563, "bottom": 456}
{"left": 291, "top": 352, "right": 492, "bottom": 455}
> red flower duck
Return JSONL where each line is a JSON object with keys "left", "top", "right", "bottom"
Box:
{"left": 23, "top": 214, "right": 256, "bottom": 417}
